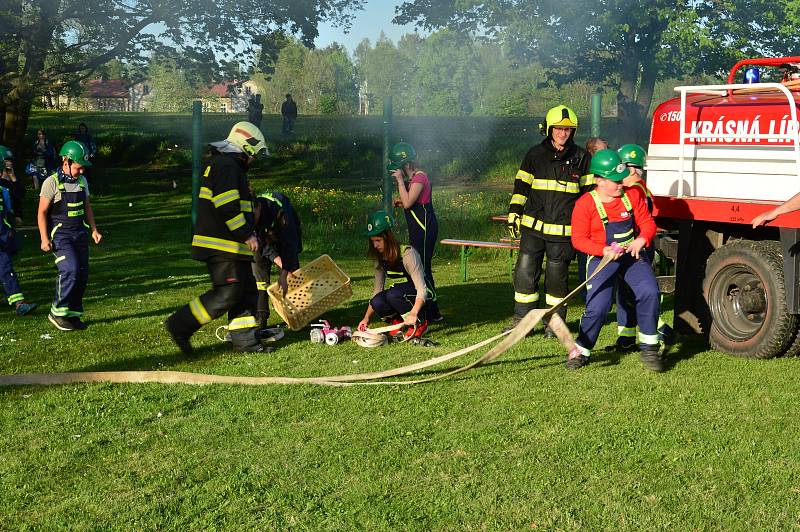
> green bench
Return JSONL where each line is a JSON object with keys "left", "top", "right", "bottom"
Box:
{"left": 440, "top": 238, "right": 519, "bottom": 282}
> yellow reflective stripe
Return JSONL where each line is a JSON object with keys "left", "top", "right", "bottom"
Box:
{"left": 67, "top": 209, "right": 84, "bottom": 217}
{"left": 240, "top": 200, "right": 253, "bottom": 213}
{"left": 229, "top": 316, "right": 257, "bottom": 330}
{"left": 542, "top": 223, "right": 571, "bottom": 236}
{"left": 514, "top": 291, "right": 539, "bottom": 304}
{"left": 203, "top": 166, "right": 211, "bottom": 177}
{"left": 639, "top": 332, "right": 659, "bottom": 345}
{"left": 191, "top": 235, "right": 253, "bottom": 256}
{"left": 530, "top": 178, "right": 580, "bottom": 194}
{"left": 589, "top": 190, "right": 608, "bottom": 222}
{"left": 618, "top": 326, "right": 637, "bottom": 337}
{"left": 50, "top": 305, "right": 70, "bottom": 316}
{"left": 410, "top": 210, "right": 426, "bottom": 230}
{"left": 67, "top": 202, "right": 83, "bottom": 207}
{"left": 580, "top": 174, "right": 596, "bottom": 187}
{"left": 621, "top": 192, "right": 633, "bottom": 211}
{"left": 510, "top": 194, "right": 527, "bottom": 206}
{"left": 259, "top": 192, "right": 283, "bottom": 207}
{"left": 50, "top": 223, "right": 63, "bottom": 238}
{"left": 614, "top": 229, "right": 633, "bottom": 240}
{"left": 225, "top": 213, "right": 246, "bottom": 231}
{"left": 212, "top": 189, "right": 240, "bottom": 207}
{"left": 199, "top": 187, "right": 213, "bottom": 200}
{"left": 8, "top": 293, "right": 24, "bottom": 304}
{"left": 521, "top": 215, "right": 535, "bottom": 228}
{"left": 515, "top": 170, "right": 533, "bottom": 184}
{"left": 189, "top": 297, "right": 212, "bottom": 325}
{"left": 54, "top": 255, "right": 66, "bottom": 264}
{"left": 256, "top": 282, "right": 268, "bottom": 291}
{"left": 545, "top": 294, "right": 565, "bottom": 306}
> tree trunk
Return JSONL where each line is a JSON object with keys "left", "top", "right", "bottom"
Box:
{"left": 3, "top": 78, "right": 34, "bottom": 162}
{"left": 617, "top": 63, "right": 642, "bottom": 145}
{"left": 636, "top": 63, "right": 659, "bottom": 144}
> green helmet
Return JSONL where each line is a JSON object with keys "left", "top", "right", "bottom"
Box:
{"left": 0, "top": 145, "right": 12, "bottom": 160}
{"left": 539, "top": 105, "right": 578, "bottom": 136}
{"left": 365, "top": 210, "right": 394, "bottom": 236}
{"left": 589, "top": 149, "right": 628, "bottom": 182}
{"left": 617, "top": 144, "right": 646, "bottom": 168}
{"left": 387, "top": 142, "right": 416, "bottom": 171}
{"left": 59, "top": 140, "right": 92, "bottom": 167}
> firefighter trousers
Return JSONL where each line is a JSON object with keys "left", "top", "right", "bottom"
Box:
{"left": 50, "top": 230, "right": 89, "bottom": 318}
{"left": 512, "top": 233, "right": 574, "bottom": 324}
{"left": 252, "top": 254, "right": 271, "bottom": 328}
{"left": 577, "top": 254, "right": 660, "bottom": 354}
{"left": 168, "top": 258, "right": 260, "bottom": 351}
{"left": 0, "top": 230, "right": 23, "bottom": 306}
{"left": 370, "top": 282, "right": 421, "bottom": 322}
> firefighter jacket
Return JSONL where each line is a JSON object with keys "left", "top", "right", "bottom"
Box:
{"left": 508, "top": 138, "right": 592, "bottom": 243}
{"left": 255, "top": 192, "right": 303, "bottom": 272}
{"left": 191, "top": 152, "right": 256, "bottom": 262}
{"left": 0, "top": 177, "right": 24, "bottom": 222}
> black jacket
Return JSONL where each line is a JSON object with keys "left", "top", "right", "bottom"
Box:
{"left": 191, "top": 151, "right": 256, "bottom": 262}
{"left": 255, "top": 193, "right": 302, "bottom": 272}
{"left": 508, "top": 138, "right": 591, "bottom": 242}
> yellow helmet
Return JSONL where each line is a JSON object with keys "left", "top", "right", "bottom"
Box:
{"left": 539, "top": 105, "right": 578, "bottom": 136}
{"left": 213, "top": 121, "right": 268, "bottom": 157}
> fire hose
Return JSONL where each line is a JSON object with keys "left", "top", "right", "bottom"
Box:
{"left": 0, "top": 255, "right": 613, "bottom": 388}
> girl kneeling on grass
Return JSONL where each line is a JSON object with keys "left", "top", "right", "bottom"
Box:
{"left": 357, "top": 210, "right": 429, "bottom": 340}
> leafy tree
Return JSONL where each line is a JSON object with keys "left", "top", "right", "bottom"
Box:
{"left": 147, "top": 56, "right": 195, "bottom": 113}
{"left": 0, "top": 0, "right": 364, "bottom": 155}
{"left": 394, "top": 0, "right": 800, "bottom": 141}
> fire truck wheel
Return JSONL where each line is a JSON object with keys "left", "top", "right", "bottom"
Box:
{"left": 703, "top": 240, "right": 796, "bottom": 358}
{"left": 780, "top": 324, "right": 800, "bottom": 357}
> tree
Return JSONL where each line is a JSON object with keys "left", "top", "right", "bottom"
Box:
{"left": 0, "top": 0, "right": 364, "bottom": 155}
{"left": 147, "top": 56, "right": 195, "bottom": 113}
{"left": 394, "top": 0, "right": 800, "bottom": 142}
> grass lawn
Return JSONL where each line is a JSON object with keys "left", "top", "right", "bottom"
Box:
{"left": 1, "top": 121, "right": 800, "bottom": 529}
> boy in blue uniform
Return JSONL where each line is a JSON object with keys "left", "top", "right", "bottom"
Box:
{"left": 37, "top": 141, "right": 102, "bottom": 331}
{"left": 0, "top": 145, "right": 37, "bottom": 316}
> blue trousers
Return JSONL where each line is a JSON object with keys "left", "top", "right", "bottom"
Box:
{"left": 577, "top": 254, "right": 660, "bottom": 353}
{"left": 51, "top": 231, "right": 89, "bottom": 318}
{"left": 0, "top": 231, "right": 23, "bottom": 305}
{"left": 370, "top": 282, "right": 421, "bottom": 321}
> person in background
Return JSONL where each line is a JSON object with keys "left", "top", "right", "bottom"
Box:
{"left": 505, "top": 105, "right": 592, "bottom": 337}
{"left": 577, "top": 136, "right": 609, "bottom": 299}
{"left": 568, "top": 149, "right": 663, "bottom": 372}
{"left": 389, "top": 142, "right": 442, "bottom": 322}
{"left": 38, "top": 141, "right": 101, "bottom": 331}
{"left": 252, "top": 191, "right": 302, "bottom": 331}
{"left": 0, "top": 145, "right": 37, "bottom": 316}
{"left": 31, "top": 129, "right": 57, "bottom": 189}
{"left": 165, "top": 122, "right": 267, "bottom": 354}
{"left": 358, "top": 210, "right": 429, "bottom": 341}
{"left": 281, "top": 94, "right": 297, "bottom": 135}
{"left": 247, "top": 94, "right": 264, "bottom": 128}
{"left": 74, "top": 123, "right": 97, "bottom": 180}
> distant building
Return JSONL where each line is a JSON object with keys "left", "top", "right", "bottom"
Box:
{"left": 201, "top": 80, "right": 259, "bottom": 113}
{"left": 48, "top": 79, "right": 133, "bottom": 111}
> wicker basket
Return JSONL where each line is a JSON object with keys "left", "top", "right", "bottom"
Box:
{"left": 267, "top": 254, "right": 353, "bottom": 331}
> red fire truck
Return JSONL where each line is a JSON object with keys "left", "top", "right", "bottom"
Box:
{"left": 649, "top": 56, "right": 800, "bottom": 358}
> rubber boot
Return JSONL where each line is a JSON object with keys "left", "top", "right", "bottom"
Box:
{"left": 165, "top": 306, "right": 200, "bottom": 355}
{"left": 229, "top": 327, "right": 270, "bottom": 353}
{"left": 639, "top": 344, "right": 666, "bottom": 372}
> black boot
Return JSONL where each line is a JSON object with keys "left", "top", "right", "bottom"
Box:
{"left": 639, "top": 344, "right": 666, "bottom": 372}
{"left": 229, "top": 328, "right": 271, "bottom": 353}
{"left": 165, "top": 306, "right": 199, "bottom": 355}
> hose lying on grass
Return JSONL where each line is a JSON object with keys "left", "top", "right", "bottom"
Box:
{"left": 0, "top": 255, "right": 613, "bottom": 388}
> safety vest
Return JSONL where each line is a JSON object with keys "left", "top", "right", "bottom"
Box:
{"left": 381, "top": 245, "right": 413, "bottom": 288}
{"left": 589, "top": 190, "right": 636, "bottom": 247}
{"left": 48, "top": 172, "right": 88, "bottom": 234}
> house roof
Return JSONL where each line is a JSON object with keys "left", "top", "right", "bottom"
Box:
{"left": 206, "top": 81, "right": 240, "bottom": 97}
{"left": 84, "top": 79, "right": 129, "bottom": 98}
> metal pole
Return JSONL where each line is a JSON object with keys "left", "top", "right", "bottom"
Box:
{"left": 590, "top": 93, "right": 602, "bottom": 138}
{"left": 191, "top": 100, "right": 202, "bottom": 227}
{"left": 382, "top": 95, "right": 393, "bottom": 213}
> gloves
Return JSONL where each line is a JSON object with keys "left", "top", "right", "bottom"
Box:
{"left": 507, "top": 212, "right": 521, "bottom": 239}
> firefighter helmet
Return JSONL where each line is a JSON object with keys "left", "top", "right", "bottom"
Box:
{"left": 0, "top": 145, "right": 12, "bottom": 160}
{"left": 365, "top": 210, "right": 394, "bottom": 236}
{"left": 387, "top": 142, "right": 416, "bottom": 171}
{"left": 539, "top": 105, "right": 578, "bottom": 136}
{"left": 617, "top": 144, "right": 647, "bottom": 168}
{"left": 59, "top": 140, "right": 92, "bottom": 167}
{"left": 589, "top": 149, "right": 628, "bottom": 182}
{"left": 213, "top": 121, "right": 268, "bottom": 157}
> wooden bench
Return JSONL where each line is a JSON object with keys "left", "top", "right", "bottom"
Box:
{"left": 440, "top": 238, "right": 519, "bottom": 282}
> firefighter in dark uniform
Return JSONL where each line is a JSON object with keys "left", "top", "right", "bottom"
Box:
{"left": 506, "top": 105, "right": 592, "bottom": 335}
{"left": 0, "top": 145, "right": 37, "bottom": 316}
{"left": 165, "top": 121, "right": 268, "bottom": 353}
{"left": 252, "top": 191, "right": 302, "bottom": 329}
{"left": 37, "top": 141, "right": 102, "bottom": 331}
{"left": 613, "top": 144, "right": 675, "bottom": 350}
{"left": 568, "top": 149, "right": 663, "bottom": 372}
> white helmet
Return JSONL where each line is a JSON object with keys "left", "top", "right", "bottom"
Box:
{"left": 211, "top": 121, "right": 268, "bottom": 157}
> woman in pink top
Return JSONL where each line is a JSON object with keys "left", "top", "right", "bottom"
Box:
{"left": 388, "top": 142, "right": 441, "bottom": 322}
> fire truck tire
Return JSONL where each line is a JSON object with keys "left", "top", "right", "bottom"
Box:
{"left": 703, "top": 240, "right": 796, "bottom": 359}
{"left": 780, "top": 325, "right": 800, "bottom": 357}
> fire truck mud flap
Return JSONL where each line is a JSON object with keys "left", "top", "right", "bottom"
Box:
{"left": 703, "top": 240, "right": 796, "bottom": 358}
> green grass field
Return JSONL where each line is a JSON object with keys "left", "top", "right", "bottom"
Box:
{"left": 1, "top": 114, "right": 800, "bottom": 529}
